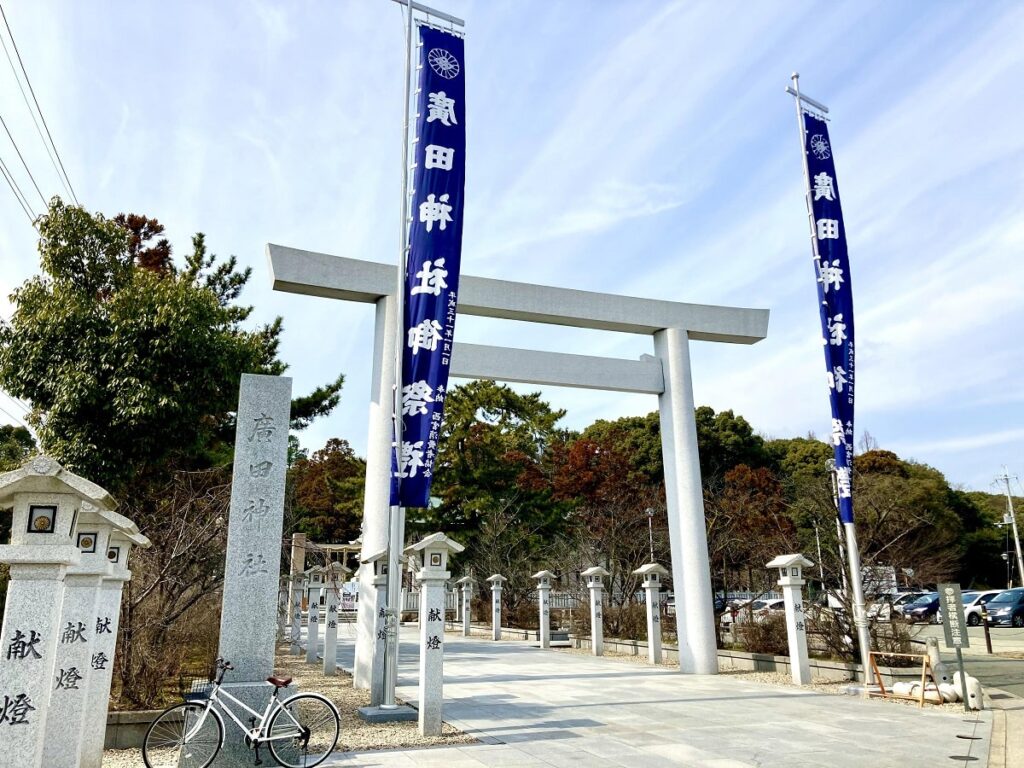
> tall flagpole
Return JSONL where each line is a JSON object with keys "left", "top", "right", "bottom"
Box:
{"left": 787, "top": 72, "right": 873, "bottom": 685}
{"left": 381, "top": 0, "right": 416, "bottom": 710}
{"left": 383, "top": 0, "right": 467, "bottom": 712}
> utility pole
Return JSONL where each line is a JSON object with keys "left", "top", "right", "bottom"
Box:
{"left": 998, "top": 467, "right": 1024, "bottom": 586}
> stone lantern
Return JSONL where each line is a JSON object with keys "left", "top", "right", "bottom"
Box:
{"left": 404, "top": 533, "right": 465, "bottom": 736}
{"left": 532, "top": 570, "right": 556, "bottom": 649}
{"left": 0, "top": 457, "right": 112, "bottom": 767}
{"left": 322, "top": 561, "right": 351, "bottom": 676}
{"left": 765, "top": 554, "right": 814, "bottom": 685}
{"left": 303, "top": 565, "right": 327, "bottom": 664}
{"left": 455, "top": 574, "right": 475, "bottom": 636}
{"left": 633, "top": 563, "right": 670, "bottom": 664}
{"left": 360, "top": 549, "right": 391, "bottom": 706}
{"left": 581, "top": 566, "right": 609, "bottom": 656}
{"left": 486, "top": 574, "right": 506, "bottom": 641}
{"left": 77, "top": 515, "right": 149, "bottom": 768}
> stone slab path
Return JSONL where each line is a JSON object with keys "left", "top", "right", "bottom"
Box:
{"left": 315, "top": 628, "right": 991, "bottom": 767}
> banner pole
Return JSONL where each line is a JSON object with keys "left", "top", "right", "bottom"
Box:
{"left": 381, "top": 0, "right": 416, "bottom": 710}
{"left": 788, "top": 72, "right": 873, "bottom": 685}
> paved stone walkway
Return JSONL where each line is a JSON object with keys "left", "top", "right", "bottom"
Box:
{"left": 320, "top": 629, "right": 992, "bottom": 767}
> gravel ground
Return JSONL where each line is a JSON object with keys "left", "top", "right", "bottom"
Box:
{"left": 103, "top": 643, "right": 473, "bottom": 766}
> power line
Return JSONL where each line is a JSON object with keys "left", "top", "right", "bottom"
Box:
{"left": 0, "top": 400, "right": 29, "bottom": 431}
{"left": 0, "top": 150, "right": 35, "bottom": 222}
{"left": 0, "top": 21, "right": 73, "bottom": 204}
{"left": 0, "top": 2, "right": 78, "bottom": 205}
{"left": 0, "top": 110, "right": 47, "bottom": 208}
{"left": 0, "top": 389, "right": 31, "bottom": 420}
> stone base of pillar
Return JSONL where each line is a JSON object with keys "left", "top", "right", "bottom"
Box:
{"left": 356, "top": 704, "right": 418, "bottom": 723}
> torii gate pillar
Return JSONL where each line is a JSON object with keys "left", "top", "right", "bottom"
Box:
{"left": 268, "top": 245, "right": 769, "bottom": 680}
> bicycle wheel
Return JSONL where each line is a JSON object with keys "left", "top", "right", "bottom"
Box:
{"left": 143, "top": 701, "right": 223, "bottom": 768}
{"left": 266, "top": 692, "right": 340, "bottom": 768}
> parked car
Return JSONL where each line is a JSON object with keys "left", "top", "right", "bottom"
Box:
{"left": 987, "top": 588, "right": 1024, "bottom": 628}
{"left": 868, "top": 591, "right": 923, "bottom": 621}
{"left": 965, "top": 590, "right": 1005, "bottom": 625}
{"left": 720, "top": 598, "right": 785, "bottom": 628}
{"left": 936, "top": 589, "right": 1003, "bottom": 626}
{"left": 891, "top": 592, "right": 926, "bottom": 618}
{"left": 935, "top": 590, "right": 977, "bottom": 625}
{"left": 902, "top": 592, "right": 941, "bottom": 623}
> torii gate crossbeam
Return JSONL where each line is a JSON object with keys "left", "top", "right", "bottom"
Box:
{"left": 268, "top": 243, "right": 769, "bottom": 687}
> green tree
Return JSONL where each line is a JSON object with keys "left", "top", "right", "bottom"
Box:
{"left": 694, "top": 406, "right": 770, "bottom": 481}
{"left": 0, "top": 199, "right": 346, "bottom": 706}
{"left": 0, "top": 199, "right": 343, "bottom": 491}
{"left": 0, "top": 424, "right": 34, "bottom": 471}
{"left": 427, "top": 380, "right": 569, "bottom": 571}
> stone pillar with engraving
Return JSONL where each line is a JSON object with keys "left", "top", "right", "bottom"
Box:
{"left": 533, "top": 570, "right": 555, "bottom": 649}
{"left": 288, "top": 532, "right": 306, "bottom": 656}
{"left": 405, "top": 533, "right": 464, "bottom": 737}
{"left": 581, "top": 566, "right": 609, "bottom": 657}
{"left": 486, "top": 574, "right": 506, "bottom": 641}
{"left": 0, "top": 457, "right": 123, "bottom": 768}
{"left": 634, "top": 563, "right": 669, "bottom": 664}
{"left": 305, "top": 566, "right": 324, "bottom": 664}
{"left": 78, "top": 527, "right": 149, "bottom": 768}
{"left": 766, "top": 555, "right": 814, "bottom": 685}
{"left": 45, "top": 504, "right": 149, "bottom": 768}
{"left": 277, "top": 576, "right": 288, "bottom": 641}
{"left": 216, "top": 373, "right": 292, "bottom": 767}
{"left": 456, "top": 574, "right": 474, "bottom": 637}
{"left": 322, "top": 562, "right": 350, "bottom": 676}
{"left": 358, "top": 550, "right": 391, "bottom": 706}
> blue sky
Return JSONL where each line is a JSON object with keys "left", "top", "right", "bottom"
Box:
{"left": 0, "top": 1, "right": 1022, "bottom": 493}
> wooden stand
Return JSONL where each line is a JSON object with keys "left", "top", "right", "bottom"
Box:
{"left": 867, "top": 652, "right": 940, "bottom": 708}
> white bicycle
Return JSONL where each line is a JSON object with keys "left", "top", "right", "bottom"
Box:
{"left": 142, "top": 659, "right": 340, "bottom": 768}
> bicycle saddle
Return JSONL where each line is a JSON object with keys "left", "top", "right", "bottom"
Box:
{"left": 266, "top": 676, "right": 293, "bottom": 688}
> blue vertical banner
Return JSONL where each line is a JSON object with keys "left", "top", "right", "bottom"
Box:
{"left": 803, "top": 112, "right": 856, "bottom": 523}
{"left": 392, "top": 26, "right": 466, "bottom": 508}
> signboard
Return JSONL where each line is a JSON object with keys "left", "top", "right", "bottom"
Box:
{"left": 938, "top": 582, "right": 969, "bottom": 649}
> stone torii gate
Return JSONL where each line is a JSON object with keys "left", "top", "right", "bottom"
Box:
{"left": 269, "top": 243, "right": 769, "bottom": 681}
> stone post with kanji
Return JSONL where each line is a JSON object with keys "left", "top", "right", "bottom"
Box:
{"left": 78, "top": 527, "right": 149, "bottom": 768}
{"left": 44, "top": 503, "right": 149, "bottom": 768}
{"left": 305, "top": 566, "right": 325, "bottom": 664}
{"left": 581, "top": 566, "right": 609, "bottom": 656}
{"left": 277, "top": 576, "right": 288, "bottom": 641}
{"left": 486, "top": 574, "right": 506, "bottom": 641}
{"left": 0, "top": 457, "right": 118, "bottom": 768}
{"left": 456, "top": 574, "right": 474, "bottom": 637}
{"left": 405, "top": 533, "right": 465, "bottom": 737}
{"left": 533, "top": 570, "right": 555, "bottom": 649}
{"left": 766, "top": 554, "right": 814, "bottom": 685}
{"left": 359, "top": 549, "right": 391, "bottom": 706}
{"left": 322, "top": 561, "right": 350, "bottom": 676}
{"left": 216, "top": 374, "right": 293, "bottom": 768}
{"left": 634, "top": 563, "right": 669, "bottom": 664}
{"left": 288, "top": 532, "right": 306, "bottom": 656}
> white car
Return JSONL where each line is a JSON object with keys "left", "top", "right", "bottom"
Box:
{"left": 868, "top": 592, "right": 923, "bottom": 621}
{"left": 720, "top": 598, "right": 785, "bottom": 628}
{"left": 937, "top": 590, "right": 1003, "bottom": 626}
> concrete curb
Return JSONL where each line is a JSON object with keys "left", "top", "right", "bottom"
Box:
{"left": 985, "top": 686, "right": 1024, "bottom": 767}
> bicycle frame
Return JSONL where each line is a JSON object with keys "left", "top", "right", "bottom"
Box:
{"left": 184, "top": 682, "right": 306, "bottom": 748}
